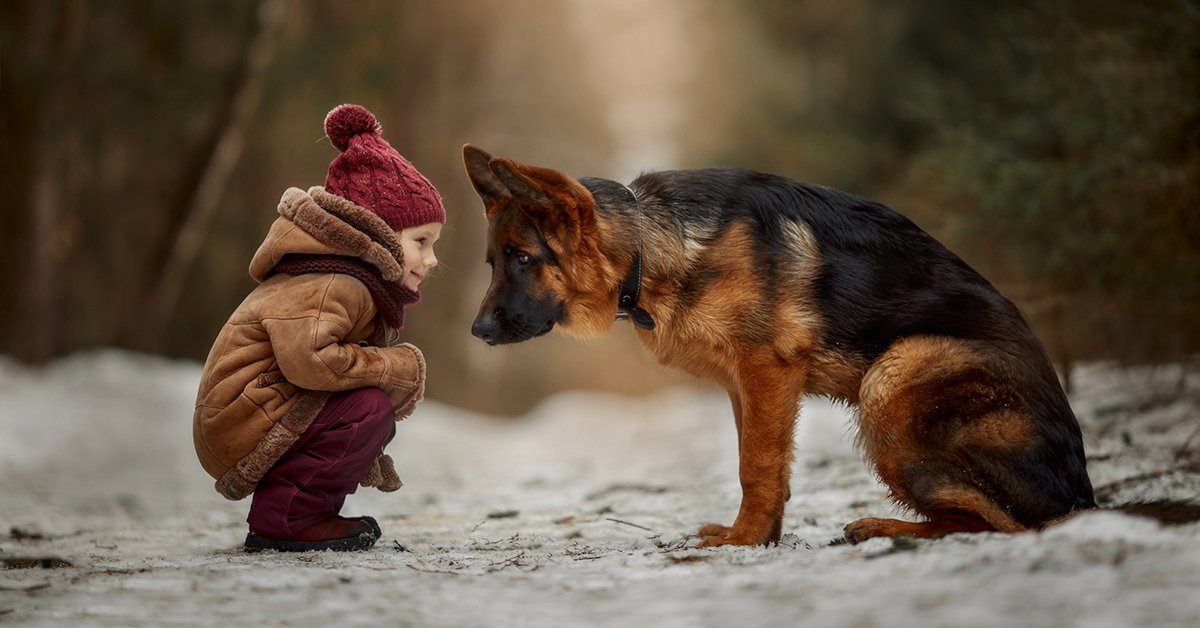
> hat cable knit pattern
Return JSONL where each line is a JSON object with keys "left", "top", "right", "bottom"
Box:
{"left": 323, "top": 104, "right": 445, "bottom": 231}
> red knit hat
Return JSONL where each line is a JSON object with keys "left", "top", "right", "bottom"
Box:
{"left": 323, "top": 104, "right": 445, "bottom": 230}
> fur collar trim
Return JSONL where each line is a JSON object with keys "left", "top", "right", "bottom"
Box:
{"left": 264, "top": 186, "right": 408, "bottom": 283}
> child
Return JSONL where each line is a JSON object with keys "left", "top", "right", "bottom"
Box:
{"left": 193, "top": 104, "right": 444, "bottom": 551}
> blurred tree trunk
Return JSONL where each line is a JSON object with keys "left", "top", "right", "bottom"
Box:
{"left": 136, "top": 0, "right": 286, "bottom": 351}
{"left": 7, "top": 1, "right": 88, "bottom": 364}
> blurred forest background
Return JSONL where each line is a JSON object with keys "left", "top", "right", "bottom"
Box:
{"left": 2, "top": 0, "right": 1197, "bottom": 414}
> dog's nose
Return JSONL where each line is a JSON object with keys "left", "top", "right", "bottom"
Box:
{"left": 472, "top": 308, "right": 502, "bottom": 343}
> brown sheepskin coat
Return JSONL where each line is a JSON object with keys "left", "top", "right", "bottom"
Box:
{"left": 194, "top": 186, "right": 425, "bottom": 500}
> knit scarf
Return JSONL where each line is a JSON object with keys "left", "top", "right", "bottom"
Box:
{"left": 272, "top": 254, "right": 419, "bottom": 329}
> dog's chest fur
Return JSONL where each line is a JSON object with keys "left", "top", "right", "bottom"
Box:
{"left": 626, "top": 218, "right": 866, "bottom": 400}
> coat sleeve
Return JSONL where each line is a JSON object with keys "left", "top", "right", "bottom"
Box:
{"left": 261, "top": 275, "right": 424, "bottom": 403}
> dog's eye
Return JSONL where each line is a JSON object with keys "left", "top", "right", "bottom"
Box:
{"left": 516, "top": 252, "right": 531, "bottom": 265}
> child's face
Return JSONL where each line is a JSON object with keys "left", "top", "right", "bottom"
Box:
{"left": 397, "top": 222, "right": 442, "bottom": 291}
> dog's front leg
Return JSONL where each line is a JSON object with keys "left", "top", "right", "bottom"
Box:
{"left": 699, "top": 360, "right": 804, "bottom": 547}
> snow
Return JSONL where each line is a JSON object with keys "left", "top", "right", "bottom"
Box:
{"left": 1, "top": 351, "right": 1198, "bottom": 627}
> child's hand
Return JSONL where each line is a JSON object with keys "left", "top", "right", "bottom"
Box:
{"left": 381, "top": 343, "right": 425, "bottom": 419}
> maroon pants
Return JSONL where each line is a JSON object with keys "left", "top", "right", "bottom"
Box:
{"left": 247, "top": 387, "right": 395, "bottom": 538}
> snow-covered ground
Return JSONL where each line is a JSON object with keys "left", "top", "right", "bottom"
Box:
{"left": 1, "top": 351, "right": 1198, "bottom": 627}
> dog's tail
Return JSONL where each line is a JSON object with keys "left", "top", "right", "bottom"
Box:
{"left": 1108, "top": 500, "right": 1200, "bottom": 526}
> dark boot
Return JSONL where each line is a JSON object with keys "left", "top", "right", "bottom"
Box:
{"left": 245, "top": 516, "right": 378, "bottom": 552}
{"left": 348, "top": 515, "right": 382, "bottom": 538}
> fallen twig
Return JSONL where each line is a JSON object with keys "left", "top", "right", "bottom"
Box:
{"left": 776, "top": 536, "right": 813, "bottom": 550}
{"left": 0, "top": 582, "right": 51, "bottom": 592}
{"left": 1175, "top": 420, "right": 1200, "bottom": 459}
{"left": 485, "top": 552, "right": 526, "bottom": 572}
{"left": 586, "top": 484, "right": 669, "bottom": 501}
{"left": 1094, "top": 461, "right": 1200, "bottom": 500}
{"left": 473, "top": 534, "right": 520, "bottom": 547}
{"left": 606, "top": 518, "right": 653, "bottom": 532}
{"left": 66, "top": 567, "right": 153, "bottom": 586}
{"left": 657, "top": 539, "right": 695, "bottom": 552}
{"left": 406, "top": 564, "right": 460, "bottom": 576}
{"left": 1, "top": 557, "right": 73, "bottom": 569}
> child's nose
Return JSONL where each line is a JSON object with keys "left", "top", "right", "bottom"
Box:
{"left": 426, "top": 254, "right": 438, "bottom": 269}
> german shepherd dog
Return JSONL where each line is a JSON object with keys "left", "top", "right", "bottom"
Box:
{"left": 463, "top": 144, "right": 1096, "bottom": 547}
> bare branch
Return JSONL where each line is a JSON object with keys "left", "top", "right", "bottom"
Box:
{"left": 141, "top": 0, "right": 287, "bottom": 346}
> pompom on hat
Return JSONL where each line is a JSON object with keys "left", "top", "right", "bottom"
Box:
{"left": 322, "top": 104, "right": 445, "bottom": 230}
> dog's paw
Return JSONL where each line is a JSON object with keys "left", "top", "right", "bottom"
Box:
{"left": 842, "top": 517, "right": 891, "bottom": 545}
{"left": 697, "top": 534, "right": 733, "bottom": 548}
{"left": 695, "top": 523, "right": 732, "bottom": 548}
{"left": 695, "top": 524, "right": 774, "bottom": 548}
{"left": 695, "top": 523, "right": 732, "bottom": 538}
{"left": 698, "top": 530, "right": 772, "bottom": 548}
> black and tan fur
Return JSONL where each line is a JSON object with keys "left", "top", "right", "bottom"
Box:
{"left": 464, "top": 145, "right": 1097, "bottom": 547}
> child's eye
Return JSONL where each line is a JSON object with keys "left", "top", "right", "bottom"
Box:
{"left": 416, "top": 237, "right": 427, "bottom": 245}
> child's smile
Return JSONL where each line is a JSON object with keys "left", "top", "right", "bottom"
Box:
{"left": 398, "top": 222, "right": 443, "bottom": 291}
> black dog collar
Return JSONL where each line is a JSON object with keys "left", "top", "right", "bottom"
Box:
{"left": 617, "top": 251, "right": 655, "bottom": 330}
{"left": 615, "top": 183, "right": 655, "bottom": 330}
{"left": 579, "top": 178, "right": 655, "bottom": 331}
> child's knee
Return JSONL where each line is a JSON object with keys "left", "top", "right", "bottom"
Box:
{"left": 348, "top": 387, "right": 393, "bottom": 422}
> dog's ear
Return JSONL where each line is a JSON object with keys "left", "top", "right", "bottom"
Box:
{"left": 487, "top": 157, "right": 552, "bottom": 205}
{"left": 463, "top": 144, "right": 511, "bottom": 209}
{"left": 488, "top": 157, "right": 596, "bottom": 240}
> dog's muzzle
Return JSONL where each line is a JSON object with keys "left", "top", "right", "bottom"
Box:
{"left": 471, "top": 308, "right": 556, "bottom": 345}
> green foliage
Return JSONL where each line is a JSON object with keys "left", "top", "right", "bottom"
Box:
{"left": 903, "top": 1, "right": 1200, "bottom": 302}
{"left": 742, "top": 0, "right": 1200, "bottom": 361}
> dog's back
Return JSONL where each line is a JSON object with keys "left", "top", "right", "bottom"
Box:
{"left": 632, "top": 167, "right": 1029, "bottom": 356}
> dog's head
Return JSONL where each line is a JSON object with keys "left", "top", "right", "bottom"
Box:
{"left": 463, "top": 145, "right": 619, "bottom": 345}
